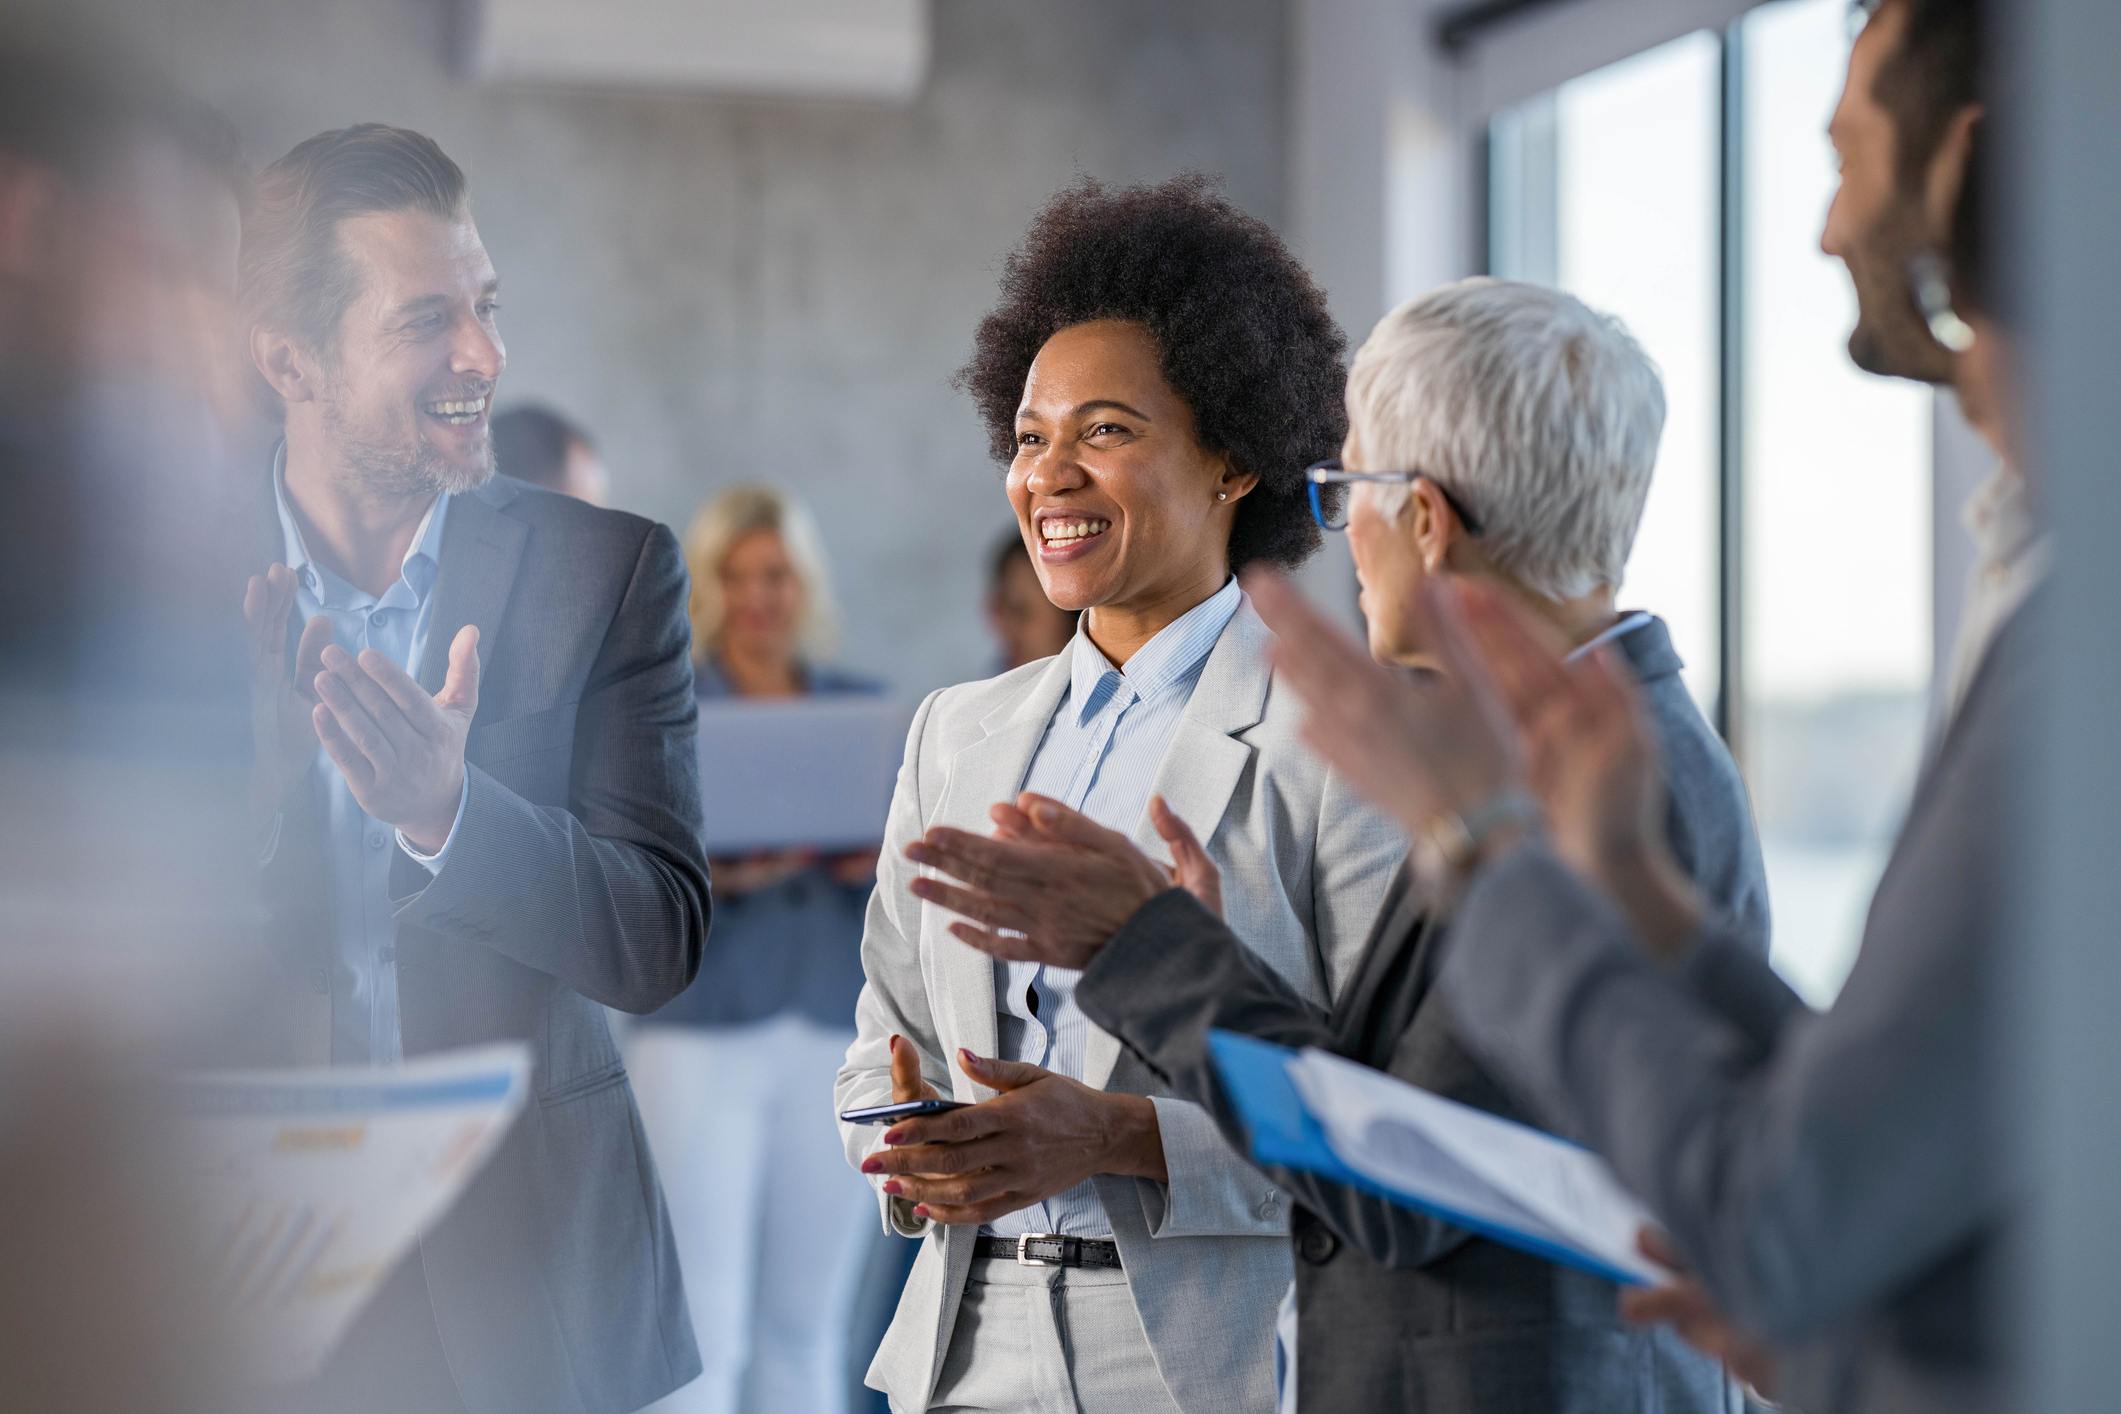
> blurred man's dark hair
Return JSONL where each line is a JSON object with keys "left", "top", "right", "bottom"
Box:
{"left": 493, "top": 403, "right": 592, "bottom": 491}
{"left": 983, "top": 525, "right": 1075, "bottom": 670}
{"left": 988, "top": 526, "right": 1029, "bottom": 589}
{"left": 0, "top": 35, "right": 252, "bottom": 694}
{"left": 1858, "top": 0, "right": 1982, "bottom": 185}
{"left": 0, "top": 39, "right": 248, "bottom": 388}
{"left": 1863, "top": 0, "right": 1997, "bottom": 324}
{"left": 0, "top": 40, "right": 246, "bottom": 207}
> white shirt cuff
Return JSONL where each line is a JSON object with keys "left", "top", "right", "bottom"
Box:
{"left": 397, "top": 775, "right": 470, "bottom": 874}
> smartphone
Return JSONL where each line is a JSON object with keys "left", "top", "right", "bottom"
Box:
{"left": 839, "top": 1098, "right": 969, "bottom": 1126}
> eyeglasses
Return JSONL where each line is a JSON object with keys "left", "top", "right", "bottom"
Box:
{"left": 1305, "top": 459, "right": 1485, "bottom": 536}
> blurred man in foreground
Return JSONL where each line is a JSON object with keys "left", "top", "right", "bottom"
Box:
{"left": 0, "top": 33, "right": 259, "bottom": 1414}
{"left": 1242, "top": 1, "right": 2019, "bottom": 1409}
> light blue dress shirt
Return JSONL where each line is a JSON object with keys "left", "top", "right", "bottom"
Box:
{"left": 988, "top": 576, "right": 1243, "bottom": 1240}
{"left": 272, "top": 446, "right": 460, "bottom": 1064}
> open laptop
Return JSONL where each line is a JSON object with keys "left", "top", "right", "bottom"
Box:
{"left": 693, "top": 696, "right": 912, "bottom": 854}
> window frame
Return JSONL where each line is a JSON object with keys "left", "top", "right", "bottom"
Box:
{"left": 1475, "top": 9, "right": 1807, "bottom": 758}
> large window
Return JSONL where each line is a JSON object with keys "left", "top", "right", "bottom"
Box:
{"left": 1487, "top": 0, "right": 1933, "bottom": 1003}
{"left": 1491, "top": 32, "right": 1724, "bottom": 709}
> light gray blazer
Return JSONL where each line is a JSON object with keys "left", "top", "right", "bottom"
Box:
{"left": 1436, "top": 600, "right": 2036, "bottom": 1414}
{"left": 836, "top": 599, "right": 1405, "bottom": 1414}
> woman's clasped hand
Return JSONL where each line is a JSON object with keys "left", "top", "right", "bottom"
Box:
{"left": 859, "top": 1035, "right": 1166, "bottom": 1226}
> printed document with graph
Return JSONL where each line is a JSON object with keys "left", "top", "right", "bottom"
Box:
{"left": 174, "top": 1042, "right": 531, "bottom": 1382}
{"left": 1207, "top": 1030, "right": 1673, "bottom": 1288}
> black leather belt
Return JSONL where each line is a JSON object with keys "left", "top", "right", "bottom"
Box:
{"left": 974, "top": 1234, "right": 1123, "bottom": 1269}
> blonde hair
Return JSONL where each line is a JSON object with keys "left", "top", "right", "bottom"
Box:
{"left": 682, "top": 484, "right": 840, "bottom": 663}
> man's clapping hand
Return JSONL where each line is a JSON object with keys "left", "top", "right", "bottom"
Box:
{"left": 243, "top": 564, "right": 332, "bottom": 825}
{"left": 310, "top": 623, "right": 482, "bottom": 855}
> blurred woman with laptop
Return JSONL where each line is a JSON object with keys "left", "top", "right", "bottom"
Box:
{"left": 629, "top": 484, "right": 888, "bottom": 1414}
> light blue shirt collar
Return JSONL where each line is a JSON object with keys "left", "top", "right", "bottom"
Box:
{"left": 272, "top": 440, "right": 449, "bottom": 610}
{"left": 1065, "top": 576, "right": 1242, "bottom": 726}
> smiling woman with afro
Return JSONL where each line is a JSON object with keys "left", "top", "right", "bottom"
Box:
{"left": 956, "top": 172, "right": 1349, "bottom": 578}
{"left": 838, "top": 172, "right": 1407, "bottom": 1414}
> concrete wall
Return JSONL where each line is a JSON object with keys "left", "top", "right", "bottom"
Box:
{"left": 64, "top": 0, "right": 1291, "bottom": 695}
{"left": 1284, "top": 0, "right": 1476, "bottom": 629}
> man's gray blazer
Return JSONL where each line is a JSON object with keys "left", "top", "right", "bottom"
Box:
{"left": 255, "top": 474, "right": 711, "bottom": 1414}
{"left": 835, "top": 600, "right": 1405, "bottom": 1413}
{"left": 1437, "top": 603, "right": 2037, "bottom": 1414}
{"left": 1076, "top": 613, "right": 1763, "bottom": 1413}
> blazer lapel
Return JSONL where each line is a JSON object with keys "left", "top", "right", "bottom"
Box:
{"left": 416, "top": 484, "right": 527, "bottom": 696}
{"left": 1080, "top": 602, "right": 1274, "bottom": 1094}
{"left": 927, "top": 654, "right": 1073, "bottom": 1079}
{"left": 385, "top": 486, "right": 526, "bottom": 904}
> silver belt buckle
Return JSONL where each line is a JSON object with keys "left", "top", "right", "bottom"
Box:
{"left": 1015, "top": 1233, "right": 1066, "bottom": 1267}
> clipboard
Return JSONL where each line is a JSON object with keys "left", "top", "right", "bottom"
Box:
{"left": 1207, "top": 1029, "right": 1665, "bottom": 1288}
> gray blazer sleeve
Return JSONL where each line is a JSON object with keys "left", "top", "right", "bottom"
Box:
{"left": 1670, "top": 930, "right": 1808, "bottom": 1054}
{"left": 836, "top": 689, "right": 952, "bottom": 1237}
{"left": 389, "top": 523, "right": 711, "bottom": 1013}
{"left": 1439, "top": 838, "right": 2003, "bottom": 1346}
{"left": 1078, "top": 885, "right": 1478, "bottom": 1269}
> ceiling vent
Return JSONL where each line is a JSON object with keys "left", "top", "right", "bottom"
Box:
{"left": 462, "top": 0, "right": 930, "bottom": 104}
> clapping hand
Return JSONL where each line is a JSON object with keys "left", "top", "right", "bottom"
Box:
{"left": 1620, "top": 1227, "right": 1779, "bottom": 1399}
{"left": 904, "top": 792, "right": 1220, "bottom": 972}
{"left": 310, "top": 624, "right": 481, "bottom": 854}
{"left": 243, "top": 564, "right": 333, "bottom": 824}
{"left": 1449, "top": 588, "right": 1706, "bottom": 956}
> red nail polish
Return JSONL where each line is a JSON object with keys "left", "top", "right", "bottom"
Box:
{"left": 861, "top": 1157, "right": 882, "bottom": 1174}
{"left": 883, "top": 1129, "right": 906, "bottom": 1145}
{"left": 883, "top": 1180, "right": 903, "bottom": 1196}
{"left": 913, "top": 1205, "right": 931, "bottom": 1219}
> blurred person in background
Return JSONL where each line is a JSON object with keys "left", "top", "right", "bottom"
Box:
{"left": 1234, "top": 1, "right": 2022, "bottom": 1410}
{"left": 491, "top": 401, "right": 610, "bottom": 505}
{"left": 0, "top": 28, "right": 257, "bottom": 1414}
{"left": 238, "top": 124, "right": 709, "bottom": 1414}
{"left": 0, "top": 31, "right": 263, "bottom": 1039}
{"left": 983, "top": 527, "right": 1075, "bottom": 671}
{"left": 0, "top": 36, "right": 253, "bottom": 696}
{"left": 628, "top": 483, "right": 889, "bottom": 1414}
{"left": 836, "top": 175, "right": 1404, "bottom": 1414}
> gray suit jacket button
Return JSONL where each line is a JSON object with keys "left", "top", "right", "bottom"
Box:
{"left": 1296, "top": 1225, "right": 1338, "bottom": 1265}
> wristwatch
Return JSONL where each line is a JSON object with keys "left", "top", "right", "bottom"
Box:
{"left": 1413, "top": 787, "right": 1540, "bottom": 889}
